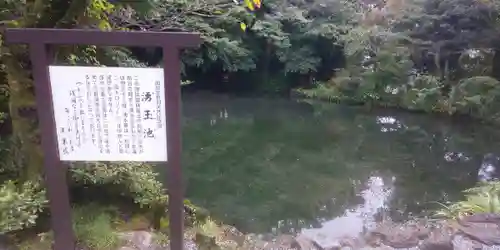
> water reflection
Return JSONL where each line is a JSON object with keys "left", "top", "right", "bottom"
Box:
{"left": 376, "top": 116, "right": 406, "bottom": 132}
{"left": 443, "top": 152, "right": 471, "bottom": 162}
{"left": 210, "top": 108, "right": 229, "bottom": 126}
{"left": 179, "top": 94, "right": 500, "bottom": 234}
{"left": 301, "top": 176, "right": 394, "bottom": 247}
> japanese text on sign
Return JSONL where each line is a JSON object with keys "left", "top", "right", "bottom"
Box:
{"left": 49, "top": 66, "right": 167, "bottom": 161}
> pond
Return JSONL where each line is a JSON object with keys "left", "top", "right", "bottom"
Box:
{"left": 177, "top": 92, "right": 500, "bottom": 236}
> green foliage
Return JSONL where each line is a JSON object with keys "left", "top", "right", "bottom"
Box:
{"left": 449, "top": 76, "right": 500, "bottom": 119}
{"left": 18, "top": 204, "right": 122, "bottom": 250}
{"left": 0, "top": 161, "right": 168, "bottom": 235}
{"left": 0, "top": 180, "right": 47, "bottom": 234}
{"left": 297, "top": 84, "right": 346, "bottom": 102}
{"left": 435, "top": 182, "right": 500, "bottom": 220}
{"left": 402, "top": 74, "right": 444, "bottom": 112}
{"left": 112, "top": 0, "right": 353, "bottom": 90}
{"left": 70, "top": 162, "right": 167, "bottom": 207}
{"left": 72, "top": 204, "right": 121, "bottom": 250}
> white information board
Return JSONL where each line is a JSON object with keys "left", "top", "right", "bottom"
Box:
{"left": 48, "top": 66, "right": 168, "bottom": 162}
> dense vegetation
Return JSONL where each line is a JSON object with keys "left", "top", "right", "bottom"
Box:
{"left": 2, "top": 0, "right": 500, "bottom": 247}
{"left": 298, "top": 0, "right": 500, "bottom": 125}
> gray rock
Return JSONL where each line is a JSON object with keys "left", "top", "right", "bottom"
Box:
{"left": 242, "top": 233, "right": 274, "bottom": 249}
{"left": 299, "top": 215, "right": 364, "bottom": 249}
{"left": 368, "top": 221, "right": 425, "bottom": 248}
{"left": 292, "top": 234, "right": 321, "bottom": 250}
{"left": 420, "top": 228, "right": 453, "bottom": 250}
{"left": 457, "top": 214, "right": 500, "bottom": 246}
{"left": 452, "top": 234, "right": 484, "bottom": 250}
{"left": 262, "top": 234, "right": 296, "bottom": 250}
{"left": 118, "top": 230, "right": 197, "bottom": 250}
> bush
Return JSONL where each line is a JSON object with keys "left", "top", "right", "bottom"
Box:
{"left": 448, "top": 76, "right": 500, "bottom": 119}
{"left": 401, "top": 74, "right": 444, "bottom": 112}
{"left": 69, "top": 162, "right": 167, "bottom": 207}
{"left": 1, "top": 161, "right": 168, "bottom": 235}
{"left": 0, "top": 180, "right": 47, "bottom": 234}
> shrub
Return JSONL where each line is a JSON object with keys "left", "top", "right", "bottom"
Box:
{"left": 448, "top": 76, "right": 500, "bottom": 119}
{"left": 0, "top": 180, "right": 47, "bottom": 234}
{"left": 69, "top": 162, "right": 167, "bottom": 207}
{"left": 434, "top": 181, "right": 500, "bottom": 220}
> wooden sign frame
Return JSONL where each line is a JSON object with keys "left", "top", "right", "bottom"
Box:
{"left": 4, "top": 28, "right": 201, "bottom": 250}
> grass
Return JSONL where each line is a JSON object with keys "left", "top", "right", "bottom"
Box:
{"left": 18, "top": 204, "right": 122, "bottom": 250}
{"left": 14, "top": 203, "right": 227, "bottom": 250}
{"left": 194, "top": 217, "right": 221, "bottom": 238}
{"left": 72, "top": 204, "right": 121, "bottom": 250}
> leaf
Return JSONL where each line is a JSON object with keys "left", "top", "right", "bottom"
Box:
{"left": 244, "top": 0, "right": 255, "bottom": 11}
{"left": 253, "top": 0, "right": 262, "bottom": 8}
{"left": 98, "top": 20, "right": 111, "bottom": 30}
{"left": 464, "top": 95, "right": 482, "bottom": 105}
{"left": 240, "top": 22, "right": 247, "bottom": 31}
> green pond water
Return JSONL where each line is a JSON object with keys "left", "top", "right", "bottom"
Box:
{"left": 176, "top": 93, "right": 500, "bottom": 235}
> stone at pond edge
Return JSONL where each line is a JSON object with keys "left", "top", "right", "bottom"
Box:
{"left": 368, "top": 221, "right": 430, "bottom": 248}
{"left": 195, "top": 232, "right": 218, "bottom": 249}
{"left": 218, "top": 225, "right": 246, "bottom": 246}
{"left": 260, "top": 234, "right": 297, "bottom": 250}
{"left": 420, "top": 227, "right": 453, "bottom": 250}
{"left": 457, "top": 213, "right": 500, "bottom": 246}
{"left": 291, "top": 234, "right": 320, "bottom": 250}
{"left": 452, "top": 234, "right": 484, "bottom": 250}
{"left": 118, "top": 230, "right": 197, "bottom": 250}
